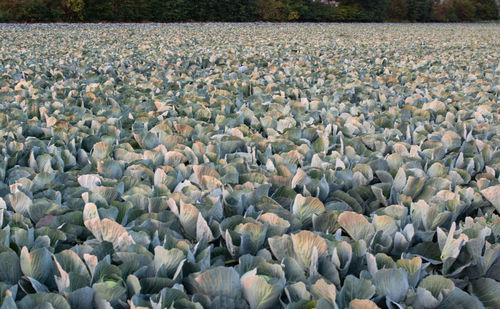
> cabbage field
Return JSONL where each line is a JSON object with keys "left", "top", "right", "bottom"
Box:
{"left": 0, "top": 23, "right": 499, "bottom": 309}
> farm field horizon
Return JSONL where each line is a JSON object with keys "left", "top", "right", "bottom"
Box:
{"left": 0, "top": 23, "right": 499, "bottom": 308}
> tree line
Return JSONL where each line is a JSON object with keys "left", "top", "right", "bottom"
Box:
{"left": 0, "top": 0, "right": 497, "bottom": 23}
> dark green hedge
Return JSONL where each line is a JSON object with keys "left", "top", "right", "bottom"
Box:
{"left": 0, "top": 0, "right": 498, "bottom": 23}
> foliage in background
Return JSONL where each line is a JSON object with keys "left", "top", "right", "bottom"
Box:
{"left": 387, "top": 0, "right": 409, "bottom": 21}
{"left": 62, "top": 0, "right": 85, "bottom": 21}
{"left": 0, "top": 0, "right": 498, "bottom": 22}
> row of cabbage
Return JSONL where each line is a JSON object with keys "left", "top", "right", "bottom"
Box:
{"left": 0, "top": 24, "right": 499, "bottom": 309}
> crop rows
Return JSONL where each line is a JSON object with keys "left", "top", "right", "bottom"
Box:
{"left": 0, "top": 24, "right": 499, "bottom": 308}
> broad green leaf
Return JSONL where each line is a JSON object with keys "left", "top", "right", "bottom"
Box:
{"left": 373, "top": 269, "right": 408, "bottom": 302}
{"left": 154, "top": 247, "right": 185, "bottom": 277}
{"left": 241, "top": 274, "right": 282, "bottom": 309}
{"left": 436, "top": 288, "right": 484, "bottom": 309}
{"left": 0, "top": 252, "right": 21, "bottom": 284}
{"left": 159, "top": 287, "right": 189, "bottom": 308}
{"left": 17, "top": 293, "right": 70, "bottom": 309}
{"left": 20, "top": 247, "right": 53, "bottom": 284}
{"left": 471, "top": 278, "right": 500, "bottom": 309}
{"left": 292, "top": 194, "right": 325, "bottom": 227}
{"left": 286, "top": 282, "right": 311, "bottom": 302}
{"left": 310, "top": 279, "right": 336, "bottom": 305}
{"left": 337, "top": 275, "right": 376, "bottom": 309}
{"left": 481, "top": 185, "right": 500, "bottom": 212}
{"left": 67, "top": 287, "right": 94, "bottom": 309}
{"left": 55, "top": 250, "right": 90, "bottom": 280}
{"left": 418, "top": 275, "right": 454, "bottom": 299}
{"left": 268, "top": 235, "right": 294, "bottom": 262}
{"left": 338, "top": 212, "right": 375, "bottom": 242}
{"left": 186, "top": 266, "right": 241, "bottom": 299}
{"left": 92, "top": 281, "right": 126, "bottom": 304}
{"left": 179, "top": 201, "right": 199, "bottom": 239}
{"left": 100, "top": 218, "right": 135, "bottom": 250}
{"left": 291, "top": 230, "right": 328, "bottom": 270}
{"left": 259, "top": 213, "right": 290, "bottom": 237}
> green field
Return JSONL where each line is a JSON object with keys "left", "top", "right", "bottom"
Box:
{"left": 0, "top": 24, "right": 499, "bottom": 308}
